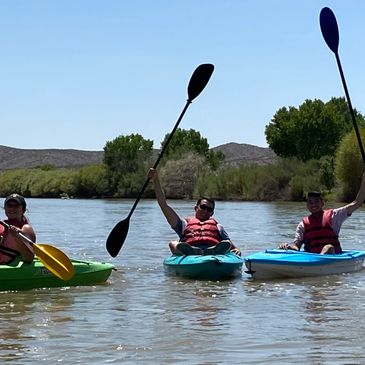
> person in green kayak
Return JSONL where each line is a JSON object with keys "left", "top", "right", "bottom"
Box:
{"left": 279, "top": 171, "right": 365, "bottom": 254}
{"left": 0, "top": 194, "right": 35, "bottom": 264}
{"left": 148, "top": 168, "right": 241, "bottom": 256}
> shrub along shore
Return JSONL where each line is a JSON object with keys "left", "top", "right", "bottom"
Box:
{"left": 0, "top": 153, "right": 360, "bottom": 203}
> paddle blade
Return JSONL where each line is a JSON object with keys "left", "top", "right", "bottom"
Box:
{"left": 106, "top": 218, "right": 130, "bottom": 257}
{"left": 187, "top": 63, "right": 214, "bottom": 102}
{"left": 34, "top": 243, "right": 75, "bottom": 281}
{"left": 0, "top": 220, "right": 75, "bottom": 281}
{"left": 320, "top": 7, "right": 339, "bottom": 53}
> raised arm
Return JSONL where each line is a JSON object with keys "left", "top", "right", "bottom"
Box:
{"left": 148, "top": 168, "right": 180, "bottom": 229}
{"left": 346, "top": 171, "right": 365, "bottom": 215}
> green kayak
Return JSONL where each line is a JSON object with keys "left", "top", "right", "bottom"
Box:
{"left": 0, "top": 258, "right": 115, "bottom": 291}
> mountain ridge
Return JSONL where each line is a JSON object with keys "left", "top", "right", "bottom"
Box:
{"left": 0, "top": 142, "right": 277, "bottom": 170}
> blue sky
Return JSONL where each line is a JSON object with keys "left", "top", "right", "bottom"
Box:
{"left": 0, "top": 1, "right": 364, "bottom": 151}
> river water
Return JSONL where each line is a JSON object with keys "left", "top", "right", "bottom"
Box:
{"left": 2, "top": 198, "right": 365, "bottom": 364}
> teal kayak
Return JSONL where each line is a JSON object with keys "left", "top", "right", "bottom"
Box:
{"left": 0, "top": 258, "right": 115, "bottom": 291}
{"left": 163, "top": 252, "right": 243, "bottom": 280}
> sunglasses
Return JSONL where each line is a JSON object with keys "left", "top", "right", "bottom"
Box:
{"left": 198, "top": 204, "right": 214, "bottom": 213}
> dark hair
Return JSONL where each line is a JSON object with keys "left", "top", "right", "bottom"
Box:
{"left": 307, "top": 191, "right": 322, "bottom": 199}
{"left": 196, "top": 197, "right": 215, "bottom": 210}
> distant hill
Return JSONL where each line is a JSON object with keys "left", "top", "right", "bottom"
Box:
{"left": 0, "top": 145, "right": 103, "bottom": 170}
{"left": 212, "top": 142, "right": 277, "bottom": 166}
{"left": 0, "top": 143, "right": 277, "bottom": 171}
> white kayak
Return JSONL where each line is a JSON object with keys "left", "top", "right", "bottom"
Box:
{"left": 244, "top": 249, "right": 365, "bottom": 280}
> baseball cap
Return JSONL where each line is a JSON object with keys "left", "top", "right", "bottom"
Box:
{"left": 4, "top": 194, "right": 26, "bottom": 209}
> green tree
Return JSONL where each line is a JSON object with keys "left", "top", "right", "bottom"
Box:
{"left": 76, "top": 164, "right": 109, "bottom": 197}
{"left": 319, "top": 156, "right": 335, "bottom": 192}
{"left": 161, "top": 128, "right": 209, "bottom": 157}
{"left": 161, "top": 128, "right": 224, "bottom": 170}
{"left": 335, "top": 129, "right": 365, "bottom": 200}
{"left": 103, "top": 134, "right": 153, "bottom": 196}
{"left": 265, "top": 106, "right": 299, "bottom": 159}
{"left": 265, "top": 97, "right": 365, "bottom": 161}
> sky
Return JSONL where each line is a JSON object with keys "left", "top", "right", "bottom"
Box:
{"left": 0, "top": 0, "right": 365, "bottom": 151}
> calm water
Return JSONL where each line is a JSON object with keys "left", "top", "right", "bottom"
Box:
{"left": 2, "top": 198, "right": 365, "bottom": 364}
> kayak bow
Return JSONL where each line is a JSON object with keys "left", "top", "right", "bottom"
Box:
{"left": 164, "top": 252, "right": 243, "bottom": 280}
{"left": 244, "top": 249, "right": 365, "bottom": 280}
{"left": 0, "top": 258, "right": 115, "bottom": 291}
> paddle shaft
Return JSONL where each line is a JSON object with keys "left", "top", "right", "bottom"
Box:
{"left": 0, "top": 220, "right": 33, "bottom": 248}
{"left": 333, "top": 53, "right": 365, "bottom": 163}
{"left": 0, "top": 220, "right": 75, "bottom": 280}
{"left": 126, "top": 100, "right": 191, "bottom": 220}
{"left": 320, "top": 7, "right": 365, "bottom": 164}
{"left": 106, "top": 63, "right": 214, "bottom": 257}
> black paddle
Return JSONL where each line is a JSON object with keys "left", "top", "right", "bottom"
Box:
{"left": 106, "top": 63, "right": 215, "bottom": 257}
{"left": 320, "top": 7, "right": 365, "bottom": 163}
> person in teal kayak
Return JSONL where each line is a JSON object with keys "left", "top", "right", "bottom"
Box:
{"left": 148, "top": 168, "right": 241, "bottom": 256}
{"left": 0, "top": 194, "right": 35, "bottom": 264}
{"left": 279, "top": 171, "right": 365, "bottom": 254}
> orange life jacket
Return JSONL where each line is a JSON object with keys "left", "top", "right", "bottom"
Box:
{"left": 183, "top": 217, "right": 221, "bottom": 247}
{"left": 0, "top": 219, "right": 25, "bottom": 264}
{"left": 302, "top": 209, "right": 342, "bottom": 254}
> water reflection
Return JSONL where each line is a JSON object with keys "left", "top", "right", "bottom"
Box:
{"left": 304, "top": 282, "right": 346, "bottom": 324}
{"left": 0, "top": 291, "right": 75, "bottom": 362}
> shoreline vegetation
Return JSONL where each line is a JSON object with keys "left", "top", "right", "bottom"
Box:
{"left": 0, "top": 151, "right": 360, "bottom": 204}
{"left": 1, "top": 95, "right": 365, "bottom": 204}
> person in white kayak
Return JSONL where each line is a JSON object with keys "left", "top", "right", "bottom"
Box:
{"left": 279, "top": 171, "right": 365, "bottom": 254}
{"left": 148, "top": 168, "right": 240, "bottom": 256}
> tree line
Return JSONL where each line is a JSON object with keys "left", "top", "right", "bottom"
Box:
{"left": 0, "top": 96, "right": 363, "bottom": 202}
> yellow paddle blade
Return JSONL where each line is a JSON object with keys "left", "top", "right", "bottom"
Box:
{"left": 0, "top": 221, "right": 75, "bottom": 281}
{"left": 34, "top": 243, "right": 75, "bottom": 281}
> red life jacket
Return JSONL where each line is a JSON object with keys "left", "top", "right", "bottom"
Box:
{"left": 183, "top": 217, "right": 221, "bottom": 247}
{"left": 0, "top": 219, "right": 26, "bottom": 264}
{"left": 302, "top": 209, "right": 342, "bottom": 254}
